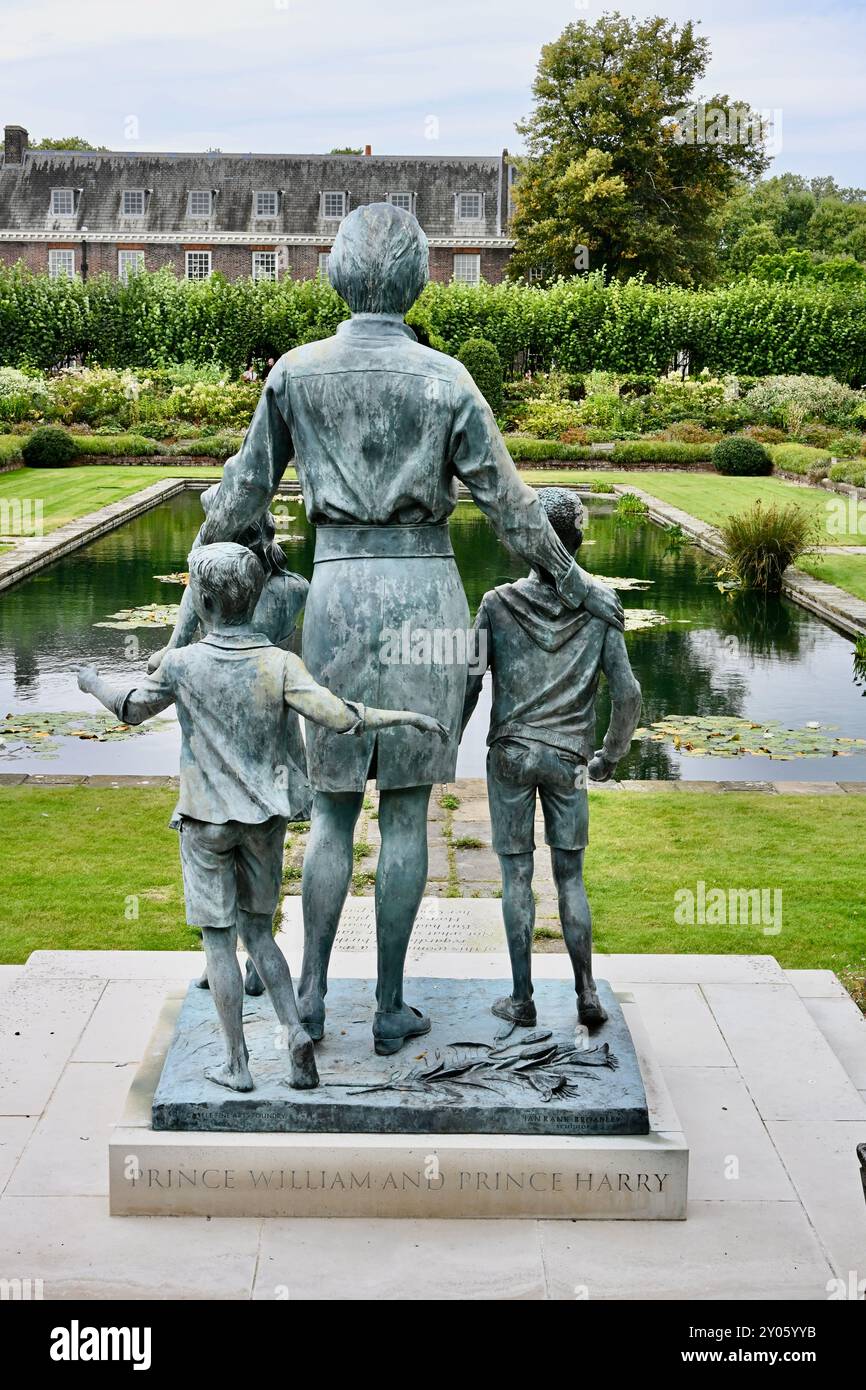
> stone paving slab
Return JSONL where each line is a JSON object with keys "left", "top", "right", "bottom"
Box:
{"left": 2, "top": 947, "right": 863, "bottom": 1299}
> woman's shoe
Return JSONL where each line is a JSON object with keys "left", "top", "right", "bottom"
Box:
{"left": 373, "top": 1003, "right": 431, "bottom": 1056}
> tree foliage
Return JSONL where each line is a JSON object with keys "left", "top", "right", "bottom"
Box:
{"left": 509, "top": 14, "right": 769, "bottom": 286}
{"left": 718, "top": 174, "right": 866, "bottom": 275}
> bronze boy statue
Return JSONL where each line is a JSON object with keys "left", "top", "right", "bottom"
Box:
{"left": 462, "top": 489, "right": 642, "bottom": 1030}
{"left": 78, "top": 542, "right": 445, "bottom": 1091}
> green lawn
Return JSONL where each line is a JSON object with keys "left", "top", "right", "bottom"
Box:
{"left": 800, "top": 553, "right": 866, "bottom": 604}
{"left": 522, "top": 469, "right": 865, "bottom": 546}
{"left": 0, "top": 465, "right": 224, "bottom": 536}
{"left": 1, "top": 787, "right": 863, "bottom": 1000}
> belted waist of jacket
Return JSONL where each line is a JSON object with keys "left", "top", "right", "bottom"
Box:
{"left": 313, "top": 522, "right": 455, "bottom": 563}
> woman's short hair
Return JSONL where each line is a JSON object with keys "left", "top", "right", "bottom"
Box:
{"left": 329, "top": 203, "right": 429, "bottom": 315}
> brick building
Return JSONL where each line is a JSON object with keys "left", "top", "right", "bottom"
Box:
{"left": 0, "top": 125, "right": 515, "bottom": 285}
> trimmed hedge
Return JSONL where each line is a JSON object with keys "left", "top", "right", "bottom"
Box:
{"left": 70, "top": 433, "right": 161, "bottom": 457}
{"left": 611, "top": 441, "right": 712, "bottom": 466}
{"left": 767, "top": 443, "right": 831, "bottom": 477}
{"left": 2, "top": 264, "right": 866, "bottom": 384}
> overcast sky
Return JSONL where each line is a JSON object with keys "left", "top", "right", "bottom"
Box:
{"left": 2, "top": 0, "right": 863, "bottom": 183}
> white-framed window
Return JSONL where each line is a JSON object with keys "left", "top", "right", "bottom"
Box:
{"left": 118, "top": 249, "right": 145, "bottom": 282}
{"left": 187, "top": 189, "right": 213, "bottom": 218}
{"left": 254, "top": 190, "right": 279, "bottom": 218}
{"left": 317, "top": 252, "right": 331, "bottom": 281}
{"left": 321, "top": 191, "right": 346, "bottom": 220}
{"left": 122, "top": 189, "right": 145, "bottom": 217}
{"left": 456, "top": 191, "right": 483, "bottom": 221}
{"left": 48, "top": 248, "right": 76, "bottom": 278}
{"left": 185, "top": 250, "right": 212, "bottom": 280}
{"left": 252, "top": 251, "right": 278, "bottom": 282}
{"left": 50, "top": 188, "right": 75, "bottom": 216}
{"left": 453, "top": 253, "right": 481, "bottom": 285}
{"left": 387, "top": 191, "right": 413, "bottom": 212}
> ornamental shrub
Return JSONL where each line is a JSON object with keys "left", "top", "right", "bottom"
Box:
{"left": 21, "top": 425, "right": 78, "bottom": 467}
{"left": 713, "top": 436, "right": 773, "bottom": 476}
{"left": 456, "top": 338, "right": 503, "bottom": 415}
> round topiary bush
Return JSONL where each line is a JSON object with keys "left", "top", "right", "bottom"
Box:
{"left": 456, "top": 338, "right": 503, "bottom": 416}
{"left": 22, "top": 425, "right": 79, "bottom": 468}
{"left": 712, "top": 435, "right": 773, "bottom": 476}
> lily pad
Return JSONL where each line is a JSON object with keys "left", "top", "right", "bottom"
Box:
{"left": 154, "top": 572, "right": 189, "bottom": 586}
{"left": 95, "top": 604, "right": 181, "bottom": 630}
{"left": 636, "top": 715, "right": 866, "bottom": 760}
{"left": 624, "top": 609, "right": 680, "bottom": 632}
{"left": 595, "top": 576, "right": 654, "bottom": 591}
{"left": 0, "top": 710, "right": 171, "bottom": 760}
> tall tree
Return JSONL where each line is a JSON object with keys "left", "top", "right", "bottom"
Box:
{"left": 509, "top": 14, "right": 769, "bottom": 285}
{"left": 718, "top": 174, "right": 866, "bottom": 274}
{"left": 33, "top": 136, "right": 108, "bottom": 151}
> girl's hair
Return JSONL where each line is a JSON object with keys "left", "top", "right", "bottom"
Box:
{"left": 200, "top": 484, "right": 288, "bottom": 576}
{"left": 236, "top": 509, "right": 289, "bottom": 577}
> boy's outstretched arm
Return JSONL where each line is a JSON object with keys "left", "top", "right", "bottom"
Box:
{"left": 282, "top": 653, "right": 447, "bottom": 739}
{"left": 460, "top": 602, "right": 491, "bottom": 737}
{"left": 77, "top": 663, "right": 176, "bottom": 726}
{"left": 587, "top": 628, "right": 642, "bottom": 782}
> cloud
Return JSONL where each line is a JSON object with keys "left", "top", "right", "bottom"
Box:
{"left": 1, "top": 0, "right": 862, "bottom": 181}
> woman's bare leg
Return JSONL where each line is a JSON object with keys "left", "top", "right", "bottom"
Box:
{"left": 298, "top": 789, "right": 363, "bottom": 1038}
{"left": 374, "top": 785, "right": 431, "bottom": 1014}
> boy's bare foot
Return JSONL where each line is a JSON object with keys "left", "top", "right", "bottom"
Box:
{"left": 205, "top": 1058, "right": 254, "bottom": 1092}
{"left": 286, "top": 1025, "right": 319, "bottom": 1088}
{"left": 578, "top": 987, "right": 608, "bottom": 1028}
{"left": 194, "top": 966, "right": 210, "bottom": 990}
{"left": 491, "top": 995, "right": 538, "bottom": 1027}
{"left": 244, "top": 958, "right": 266, "bottom": 997}
{"left": 297, "top": 989, "right": 325, "bottom": 1042}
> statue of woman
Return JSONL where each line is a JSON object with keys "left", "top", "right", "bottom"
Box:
{"left": 188, "top": 203, "right": 623, "bottom": 1055}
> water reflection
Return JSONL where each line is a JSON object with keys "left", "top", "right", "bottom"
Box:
{"left": 0, "top": 489, "right": 863, "bottom": 781}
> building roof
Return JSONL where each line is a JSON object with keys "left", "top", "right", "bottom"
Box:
{"left": 0, "top": 147, "right": 512, "bottom": 243}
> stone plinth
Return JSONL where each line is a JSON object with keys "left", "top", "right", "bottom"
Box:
{"left": 110, "top": 985, "right": 688, "bottom": 1219}
{"left": 152, "top": 978, "right": 649, "bottom": 1137}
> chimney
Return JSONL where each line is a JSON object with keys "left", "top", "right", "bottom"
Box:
{"left": 4, "top": 125, "right": 28, "bottom": 164}
{"left": 364, "top": 144, "right": 372, "bottom": 157}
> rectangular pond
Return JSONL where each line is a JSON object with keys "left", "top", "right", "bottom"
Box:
{"left": 1, "top": 487, "right": 865, "bottom": 781}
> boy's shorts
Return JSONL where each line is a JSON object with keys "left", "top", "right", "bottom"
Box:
{"left": 487, "top": 737, "right": 588, "bottom": 856}
{"left": 178, "top": 814, "right": 288, "bottom": 928}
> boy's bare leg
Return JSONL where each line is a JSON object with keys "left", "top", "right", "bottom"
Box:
{"left": 493, "top": 851, "right": 537, "bottom": 1026}
{"left": 238, "top": 910, "right": 318, "bottom": 1088}
{"left": 550, "top": 847, "right": 607, "bottom": 1026}
{"left": 201, "top": 925, "right": 253, "bottom": 1091}
{"left": 372, "top": 787, "right": 432, "bottom": 1051}
{"left": 298, "top": 790, "right": 364, "bottom": 1040}
{"left": 194, "top": 925, "right": 265, "bottom": 997}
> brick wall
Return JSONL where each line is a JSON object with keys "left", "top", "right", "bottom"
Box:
{"left": 0, "top": 240, "right": 514, "bottom": 283}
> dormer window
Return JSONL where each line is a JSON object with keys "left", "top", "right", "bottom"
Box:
{"left": 321, "top": 191, "right": 347, "bottom": 221}
{"left": 50, "top": 188, "right": 75, "bottom": 216}
{"left": 255, "top": 190, "right": 279, "bottom": 218}
{"left": 455, "top": 191, "right": 483, "bottom": 221}
{"left": 387, "top": 191, "right": 413, "bottom": 212}
{"left": 187, "top": 189, "right": 213, "bottom": 218}
{"left": 122, "top": 189, "right": 146, "bottom": 217}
